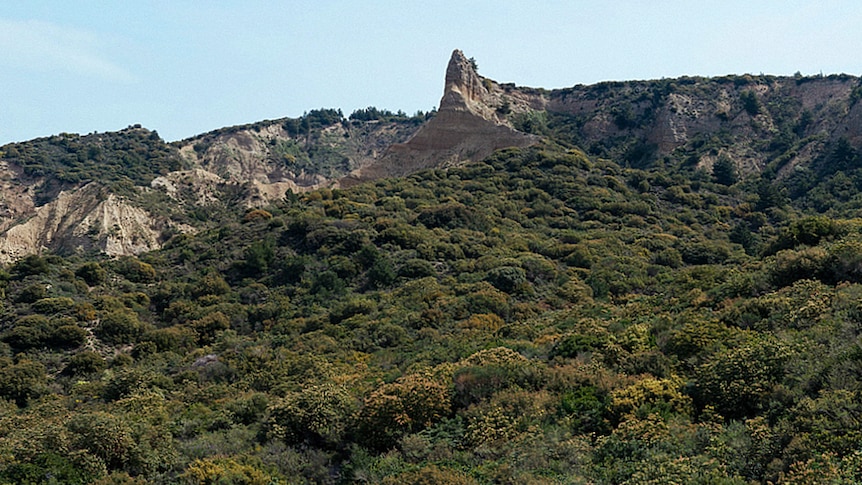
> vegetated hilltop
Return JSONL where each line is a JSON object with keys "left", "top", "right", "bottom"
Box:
{"left": 4, "top": 50, "right": 862, "bottom": 483}
{"left": 0, "top": 111, "right": 429, "bottom": 263}
{"left": 0, "top": 49, "right": 860, "bottom": 262}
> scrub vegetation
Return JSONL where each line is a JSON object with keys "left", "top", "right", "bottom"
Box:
{"left": 2, "top": 97, "right": 862, "bottom": 483}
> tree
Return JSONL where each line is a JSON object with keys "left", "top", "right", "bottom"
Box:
{"left": 713, "top": 156, "right": 738, "bottom": 185}
{"left": 740, "top": 90, "right": 761, "bottom": 115}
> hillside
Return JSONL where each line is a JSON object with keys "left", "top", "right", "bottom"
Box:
{"left": 1, "top": 51, "right": 860, "bottom": 263}
{"left": 1, "top": 51, "right": 862, "bottom": 483}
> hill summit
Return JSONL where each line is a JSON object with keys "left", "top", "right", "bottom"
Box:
{"left": 0, "top": 50, "right": 860, "bottom": 261}
{"left": 339, "top": 49, "right": 538, "bottom": 185}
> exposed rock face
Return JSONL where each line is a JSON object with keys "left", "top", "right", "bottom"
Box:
{"left": 339, "top": 50, "right": 539, "bottom": 185}
{"left": 176, "top": 123, "right": 330, "bottom": 198}
{"left": 546, "top": 75, "right": 861, "bottom": 176}
{"left": 0, "top": 160, "right": 39, "bottom": 234}
{"left": 175, "top": 115, "right": 423, "bottom": 202}
{"left": 0, "top": 183, "right": 174, "bottom": 263}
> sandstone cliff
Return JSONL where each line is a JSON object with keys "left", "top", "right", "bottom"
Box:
{"left": 0, "top": 183, "right": 178, "bottom": 263}
{"left": 542, "top": 74, "right": 861, "bottom": 177}
{"left": 174, "top": 112, "right": 424, "bottom": 203}
{"left": 339, "top": 50, "right": 539, "bottom": 186}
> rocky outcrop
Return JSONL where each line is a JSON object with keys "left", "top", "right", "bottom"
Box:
{"left": 339, "top": 50, "right": 539, "bottom": 186}
{"left": 0, "top": 160, "right": 40, "bottom": 234}
{"left": 175, "top": 115, "right": 424, "bottom": 203}
{"left": 0, "top": 183, "right": 176, "bottom": 263}
{"left": 548, "top": 75, "right": 861, "bottom": 176}
{"left": 177, "top": 123, "right": 330, "bottom": 193}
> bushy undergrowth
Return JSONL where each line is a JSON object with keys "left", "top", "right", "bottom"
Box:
{"left": 2, "top": 140, "right": 862, "bottom": 483}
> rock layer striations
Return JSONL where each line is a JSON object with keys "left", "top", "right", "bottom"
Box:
{"left": 339, "top": 50, "right": 539, "bottom": 185}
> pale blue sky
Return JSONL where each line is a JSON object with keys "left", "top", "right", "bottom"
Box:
{"left": 1, "top": 1, "right": 860, "bottom": 145}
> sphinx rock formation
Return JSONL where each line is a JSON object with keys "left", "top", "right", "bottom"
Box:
{"left": 339, "top": 50, "right": 539, "bottom": 186}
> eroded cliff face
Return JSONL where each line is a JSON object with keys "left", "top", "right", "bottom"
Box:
{"left": 0, "top": 160, "right": 40, "bottom": 235}
{"left": 148, "top": 51, "right": 862, "bottom": 196}
{"left": 342, "top": 51, "right": 862, "bottom": 186}
{"left": 338, "top": 50, "right": 540, "bottom": 185}
{"left": 0, "top": 183, "right": 178, "bottom": 263}
{"left": 175, "top": 115, "right": 424, "bottom": 204}
{"left": 547, "top": 75, "right": 861, "bottom": 177}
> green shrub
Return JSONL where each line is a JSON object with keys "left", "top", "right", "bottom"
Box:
{"left": 824, "top": 240, "right": 862, "bottom": 284}
{"left": 770, "top": 247, "right": 828, "bottom": 287}
{"left": 559, "top": 385, "right": 609, "bottom": 433}
{"left": 76, "top": 262, "right": 107, "bottom": 286}
{"left": 115, "top": 258, "right": 156, "bottom": 283}
{"left": 0, "top": 358, "right": 47, "bottom": 406}
{"left": 367, "top": 256, "right": 396, "bottom": 288}
{"left": 485, "top": 266, "right": 527, "bottom": 293}
{"left": 192, "top": 274, "right": 230, "bottom": 299}
{"left": 96, "top": 311, "right": 143, "bottom": 344}
{"left": 653, "top": 248, "right": 683, "bottom": 268}
{"left": 12, "top": 254, "right": 50, "bottom": 278}
{"left": 417, "top": 203, "right": 487, "bottom": 230}
{"left": 0, "top": 452, "right": 102, "bottom": 485}
{"left": 191, "top": 312, "right": 231, "bottom": 344}
{"left": 67, "top": 412, "right": 136, "bottom": 471}
{"left": 32, "top": 297, "right": 76, "bottom": 315}
{"left": 16, "top": 284, "right": 48, "bottom": 303}
{"left": 330, "top": 298, "right": 377, "bottom": 324}
{"left": 765, "top": 216, "right": 844, "bottom": 254}
{"left": 741, "top": 90, "right": 761, "bottom": 115}
{"left": 565, "top": 245, "right": 593, "bottom": 268}
{"left": 693, "top": 340, "right": 789, "bottom": 419}
{"left": 266, "top": 383, "right": 355, "bottom": 448}
{"left": 551, "top": 333, "right": 607, "bottom": 359}
{"left": 67, "top": 351, "right": 107, "bottom": 375}
{"left": 680, "top": 241, "right": 732, "bottom": 265}
{"left": 51, "top": 324, "right": 88, "bottom": 348}
{"left": 713, "top": 155, "right": 738, "bottom": 185}
{"left": 355, "top": 374, "right": 452, "bottom": 450}
{"left": 140, "top": 326, "right": 196, "bottom": 353}
{"left": 397, "top": 258, "right": 436, "bottom": 279}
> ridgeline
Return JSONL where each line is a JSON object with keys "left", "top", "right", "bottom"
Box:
{"left": 0, "top": 50, "right": 861, "bottom": 483}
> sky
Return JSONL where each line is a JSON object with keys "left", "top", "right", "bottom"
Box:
{"left": 1, "top": 1, "right": 861, "bottom": 145}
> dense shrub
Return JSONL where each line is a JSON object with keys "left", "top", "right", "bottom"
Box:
{"left": 770, "top": 247, "right": 828, "bottom": 287}
{"left": 693, "top": 340, "right": 790, "bottom": 419}
{"left": 96, "top": 311, "right": 144, "bottom": 344}
{"left": 115, "top": 258, "right": 156, "bottom": 283}
{"left": 680, "top": 241, "right": 732, "bottom": 265}
{"left": 50, "top": 324, "right": 88, "bottom": 348}
{"left": 67, "top": 351, "right": 107, "bottom": 375}
{"left": 76, "top": 262, "right": 107, "bottom": 286}
{"left": 5, "top": 112, "right": 862, "bottom": 483}
{"left": 0, "top": 358, "right": 47, "bottom": 406}
{"left": 355, "top": 374, "right": 452, "bottom": 450}
{"left": 551, "top": 333, "right": 607, "bottom": 358}
{"left": 265, "top": 383, "right": 355, "bottom": 448}
{"left": 417, "top": 203, "right": 487, "bottom": 230}
{"left": 485, "top": 266, "right": 527, "bottom": 293}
